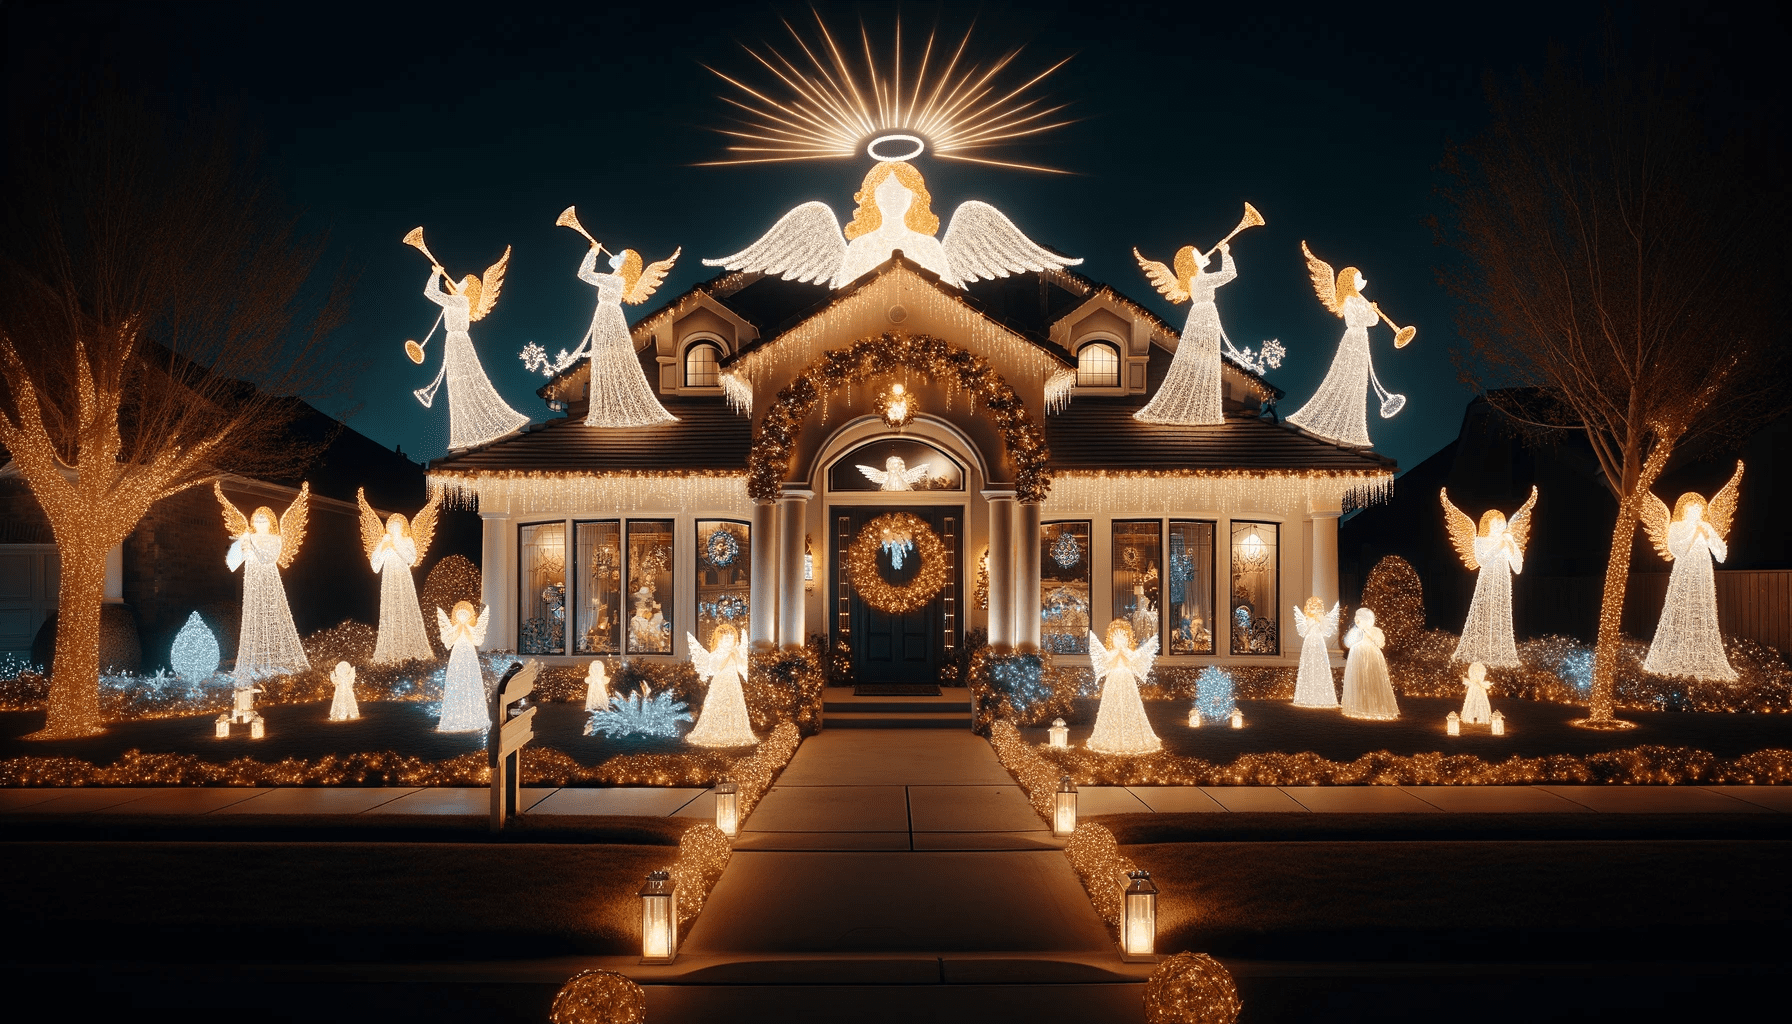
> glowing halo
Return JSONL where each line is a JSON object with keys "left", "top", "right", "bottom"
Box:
{"left": 867, "top": 134, "right": 926, "bottom": 162}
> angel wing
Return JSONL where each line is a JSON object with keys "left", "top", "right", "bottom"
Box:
{"left": 1322, "top": 602, "right": 1340, "bottom": 638}
{"left": 410, "top": 485, "right": 443, "bottom": 561}
{"left": 1301, "top": 241, "right": 1340, "bottom": 316}
{"left": 1639, "top": 490, "right": 1673, "bottom": 561}
{"left": 469, "top": 604, "right": 490, "bottom": 646}
{"left": 856, "top": 464, "right": 892, "bottom": 488}
{"left": 1706, "top": 461, "right": 1745, "bottom": 541}
{"left": 1133, "top": 247, "right": 1190, "bottom": 304}
{"left": 213, "top": 481, "right": 249, "bottom": 538}
{"left": 1440, "top": 488, "right": 1480, "bottom": 571}
{"left": 436, "top": 606, "right": 454, "bottom": 642}
{"left": 1507, "top": 485, "right": 1540, "bottom": 555}
{"left": 1087, "top": 629, "right": 1115, "bottom": 680}
{"left": 686, "top": 632, "right": 718, "bottom": 680}
{"left": 275, "top": 481, "right": 309, "bottom": 569}
{"left": 941, "top": 201, "right": 1083, "bottom": 284}
{"left": 702, "top": 202, "right": 846, "bottom": 285}
{"left": 901, "top": 461, "right": 932, "bottom": 486}
{"left": 624, "top": 248, "right": 681, "bottom": 305}
{"left": 1131, "top": 634, "right": 1161, "bottom": 683}
{"left": 1293, "top": 606, "right": 1313, "bottom": 638}
{"left": 472, "top": 246, "right": 511, "bottom": 321}
{"left": 356, "top": 487, "right": 383, "bottom": 560}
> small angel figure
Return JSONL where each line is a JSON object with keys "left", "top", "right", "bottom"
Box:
{"left": 562, "top": 240, "right": 681, "bottom": 427}
{"left": 358, "top": 486, "right": 442, "bottom": 665}
{"left": 1132, "top": 241, "right": 1237, "bottom": 425}
{"left": 1291, "top": 596, "right": 1341, "bottom": 708}
{"left": 1286, "top": 242, "right": 1411, "bottom": 447}
{"left": 584, "top": 660, "right": 610, "bottom": 712}
{"left": 1640, "top": 462, "right": 1743, "bottom": 681}
{"left": 329, "top": 661, "right": 360, "bottom": 722}
{"left": 858, "top": 455, "right": 932, "bottom": 491}
{"left": 1442, "top": 486, "right": 1538, "bottom": 668}
{"left": 215, "top": 481, "right": 311, "bottom": 677}
{"left": 435, "top": 600, "right": 491, "bottom": 732}
{"left": 422, "top": 251, "right": 529, "bottom": 450}
{"left": 684, "top": 623, "right": 758, "bottom": 748}
{"left": 1461, "top": 661, "right": 1493, "bottom": 726}
{"left": 1086, "top": 619, "right": 1162, "bottom": 755}
{"left": 1340, "top": 607, "right": 1399, "bottom": 721}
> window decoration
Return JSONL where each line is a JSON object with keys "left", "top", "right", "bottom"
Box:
{"left": 1075, "top": 342, "right": 1119, "bottom": 388}
{"left": 519, "top": 522, "right": 567, "bottom": 655}
{"left": 830, "top": 438, "right": 964, "bottom": 492}
{"left": 1112, "top": 521, "right": 1162, "bottom": 649}
{"left": 1442, "top": 486, "right": 1538, "bottom": 668}
{"left": 684, "top": 342, "right": 722, "bottom": 388}
{"left": 848, "top": 512, "right": 949, "bottom": 614}
{"left": 1229, "top": 522, "right": 1279, "bottom": 655}
{"left": 1167, "top": 521, "right": 1216, "bottom": 655}
{"left": 696, "top": 520, "right": 751, "bottom": 649}
{"left": 627, "top": 520, "right": 675, "bottom": 654}
{"left": 1051, "top": 530, "right": 1082, "bottom": 569}
{"left": 1640, "top": 462, "right": 1744, "bottom": 681}
{"left": 574, "top": 521, "right": 622, "bottom": 655}
{"left": 1285, "top": 241, "right": 1414, "bottom": 447}
{"left": 1041, "top": 522, "right": 1091, "bottom": 654}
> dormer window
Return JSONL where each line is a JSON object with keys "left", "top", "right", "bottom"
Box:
{"left": 1075, "top": 341, "right": 1120, "bottom": 388}
{"left": 684, "top": 342, "right": 721, "bottom": 387}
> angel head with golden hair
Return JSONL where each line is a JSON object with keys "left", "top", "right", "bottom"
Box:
{"left": 845, "top": 161, "right": 940, "bottom": 240}
{"left": 606, "top": 246, "right": 682, "bottom": 305}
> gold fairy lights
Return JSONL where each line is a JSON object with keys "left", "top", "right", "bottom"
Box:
{"left": 1043, "top": 470, "right": 1391, "bottom": 516}
{"left": 1144, "top": 952, "right": 1244, "bottom": 1024}
{"left": 847, "top": 512, "right": 950, "bottom": 614}
{"left": 429, "top": 470, "right": 751, "bottom": 516}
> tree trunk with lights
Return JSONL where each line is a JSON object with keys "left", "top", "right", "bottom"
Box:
{"left": 42, "top": 532, "right": 109, "bottom": 736}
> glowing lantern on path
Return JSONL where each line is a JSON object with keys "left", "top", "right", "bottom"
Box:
{"left": 714, "top": 782, "right": 739, "bottom": 838}
{"left": 1228, "top": 709, "right": 1244, "bottom": 729}
{"left": 1048, "top": 718, "right": 1069, "bottom": 749}
{"left": 1446, "top": 711, "right": 1461, "bottom": 737}
{"left": 1491, "top": 711, "right": 1506, "bottom": 736}
{"left": 1054, "top": 776, "right": 1078, "bottom": 838}
{"left": 638, "top": 871, "right": 678, "bottom": 964}
{"left": 1121, "top": 870, "right": 1159, "bottom": 961}
{"left": 1188, "top": 708, "right": 1202, "bottom": 728}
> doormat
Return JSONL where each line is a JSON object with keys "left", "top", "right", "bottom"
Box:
{"left": 853, "top": 683, "right": 943, "bottom": 697}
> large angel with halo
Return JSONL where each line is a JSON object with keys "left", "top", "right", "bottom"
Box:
{"left": 435, "top": 600, "right": 491, "bottom": 732}
{"left": 1285, "top": 241, "right": 1414, "bottom": 447}
{"left": 215, "top": 481, "right": 311, "bottom": 677}
{"left": 1291, "top": 596, "right": 1341, "bottom": 708}
{"left": 409, "top": 234, "right": 529, "bottom": 451}
{"left": 1442, "top": 486, "right": 1538, "bottom": 668}
{"left": 704, "top": 158, "right": 1082, "bottom": 290}
{"left": 1086, "top": 619, "right": 1162, "bottom": 755}
{"left": 684, "top": 623, "right": 758, "bottom": 748}
{"left": 1639, "top": 462, "right": 1743, "bottom": 681}
{"left": 357, "top": 485, "right": 442, "bottom": 665}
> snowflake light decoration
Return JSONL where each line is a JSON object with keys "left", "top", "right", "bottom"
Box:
{"left": 1051, "top": 531, "right": 1082, "bottom": 569}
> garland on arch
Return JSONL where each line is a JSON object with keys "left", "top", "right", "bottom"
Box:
{"left": 747, "top": 333, "right": 1051, "bottom": 502}
{"left": 848, "top": 512, "right": 950, "bottom": 615}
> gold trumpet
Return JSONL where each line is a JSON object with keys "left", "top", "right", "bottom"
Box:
{"left": 401, "top": 227, "right": 447, "bottom": 364}
{"left": 1208, "top": 202, "right": 1266, "bottom": 253}
{"left": 556, "top": 206, "right": 611, "bottom": 256}
{"left": 1371, "top": 302, "right": 1417, "bottom": 348}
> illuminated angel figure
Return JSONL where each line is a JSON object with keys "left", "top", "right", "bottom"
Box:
{"left": 1461, "top": 662, "right": 1493, "bottom": 726}
{"left": 329, "top": 661, "right": 360, "bottom": 722}
{"left": 358, "top": 486, "right": 442, "bottom": 665}
{"left": 1442, "top": 486, "right": 1538, "bottom": 668}
{"left": 1086, "top": 619, "right": 1162, "bottom": 755}
{"left": 1340, "top": 608, "right": 1399, "bottom": 720}
{"left": 1133, "top": 242, "right": 1237, "bottom": 424}
{"left": 857, "top": 455, "right": 932, "bottom": 491}
{"left": 684, "top": 624, "right": 758, "bottom": 748}
{"left": 435, "top": 600, "right": 491, "bottom": 732}
{"left": 423, "top": 253, "right": 528, "bottom": 450}
{"left": 1640, "top": 462, "right": 1743, "bottom": 681}
{"left": 1291, "top": 597, "right": 1340, "bottom": 708}
{"left": 1286, "top": 242, "right": 1410, "bottom": 447}
{"left": 704, "top": 160, "right": 1081, "bottom": 290}
{"left": 562, "top": 244, "right": 681, "bottom": 427}
{"left": 215, "top": 481, "right": 311, "bottom": 677}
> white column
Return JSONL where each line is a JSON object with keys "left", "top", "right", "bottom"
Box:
{"left": 1308, "top": 501, "right": 1343, "bottom": 651}
{"left": 776, "top": 490, "right": 812, "bottom": 648}
{"left": 1015, "top": 501, "right": 1042, "bottom": 647}
{"left": 479, "top": 512, "right": 513, "bottom": 650}
{"left": 104, "top": 542, "right": 124, "bottom": 604}
{"left": 750, "top": 500, "right": 779, "bottom": 650}
{"left": 982, "top": 490, "right": 1015, "bottom": 647}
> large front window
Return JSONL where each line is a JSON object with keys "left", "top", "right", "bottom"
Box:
{"left": 1040, "top": 521, "right": 1091, "bottom": 654}
{"left": 695, "top": 520, "right": 751, "bottom": 648}
{"left": 1168, "top": 521, "right": 1216, "bottom": 654}
{"left": 626, "top": 520, "right": 675, "bottom": 654}
{"left": 518, "top": 521, "right": 566, "bottom": 655}
{"left": 1229, "top": 521, "right": 1279, "bottom": 655}
{"left": 1111, "top": 520, "right": 1162, "bottom": 648}
{"left": 574, "top": 520, "right": 622, "bottom": 654}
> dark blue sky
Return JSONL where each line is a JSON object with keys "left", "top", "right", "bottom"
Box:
{"left": 10, "top": 1, "right": 1772, "bottom": 473}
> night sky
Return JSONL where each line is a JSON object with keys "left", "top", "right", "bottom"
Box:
{"left": 7, "top": 1, "right": 1776, "bottom": 473}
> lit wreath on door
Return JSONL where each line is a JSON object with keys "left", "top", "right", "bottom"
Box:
{"left": 848, "top": 512, "right": 950, "bottom": 614}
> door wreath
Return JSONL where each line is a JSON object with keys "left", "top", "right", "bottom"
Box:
{"left": 848, "top": 512, "right": 950, "bottom": 614}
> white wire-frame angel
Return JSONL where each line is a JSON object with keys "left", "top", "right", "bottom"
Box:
{"left": 1639, "top": 462, "right": 1743, "bottom": 681}
{"left": 358, "top": 486, "right": 442, "bottom": 665}
{"left": 1461, "top": 661, "right": 1494, "bottom": 726}
{"left": 1086, "top": 619, "right": 1163, "bottom": 755}
{"left": 1340, "top": 607, "right": 1400, "bottom": 720}
{"left": 1291, "top": 596, "right": 1341, "bottom": 708}
{"left": 703, "top": 160, "right": 1082, "bottom": 290}
{"left": 329, "top": 660, "right": 360, "bottom": 722}
{"left": 1442, "top": 486, "right": 1539, "bottom": 668}
{"left": 684, "top": 623, "right": 758, "bottom": 748}
{"left": 435, "top": 600, "right": 491, "bottom": 733}
{"left": 417, "top": 248, "right": 529, "bottom": 450}
{"left": 1285, "top": 242, "right": 1412, "bottom": 447}
{"left": 215, "top": 481, "right": 311, "bottom": 677}
{"left": 1132, "top": 243, "right": 1238, "bottom": 425}
{"left": 857, "top": 455, "right": 933, "bottom": 491}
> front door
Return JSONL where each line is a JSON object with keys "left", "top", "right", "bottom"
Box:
{"left": 831, "top": 505, "right": 961, "bottom": 685}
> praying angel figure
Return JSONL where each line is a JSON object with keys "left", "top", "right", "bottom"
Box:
{"left": 561, "top": 241, "right": 681, "bottom": 427}
{"left": 1285, "top": 242, "right": 1411, "bottom": 447}
{"left": 358, "top": 486, "right": 442, "bottom": 665}
{"left": 1291, "top": 597, "right": 1340, "bottom": 708}
{"left": 584, "top": 660, "right": 610, "bottom": 712}
{"left": 1132, "top": 241, "right": 1237, "bottom": 424}
{"left": 1639, "top": 462, "right": 1743, "bottom": 681}
{"left": 216, "top": 481, "right": 311, "bottom": 677}
{"left": 420, "top": 251, "right": 529, "bottom": 450}
{"left": 684, "top": 624, "right": 758, "bottom": 748}
{"left": 329, "top": 661, "right": 360, "bottom": 722}
{"left": 1442, "top": 486, "right": 1538, "bottom": 668}
{"left": 436, "top": 601, "right": 491, "bottom": 733}
{"left": 1086, "top": 619, "right": 1162, "bottom": 755}
{"left": 857, "top": 455, "right": 932, "bottom": 491}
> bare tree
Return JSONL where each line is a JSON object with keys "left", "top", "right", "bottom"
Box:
{"left": 0, "top": 93, "right": 346, "bottom": 737}
{"left": 1438, "top": 53, "right": 1787, "bottom": 726}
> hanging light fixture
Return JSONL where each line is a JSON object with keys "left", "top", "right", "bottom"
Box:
{"left": 1120, "top": 870, "right": 1159, "bottom": 961}
{"left": 1053, "top": 776, "right": 1078, "bottom": 837}
{"left": 638, "top": 871, "right": 678, "bottom": 964}
{"left": 1048, "top": 718, "right": 1069, "bottom": 749}
{"left": 714, "top": 781, "right": 739, "bottom": 838}
{"left": 876, "top": 382, "right": 917, "bottom": 430}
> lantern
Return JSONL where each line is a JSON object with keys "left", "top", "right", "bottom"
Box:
{"left": 250, "top": 717, "right": 265, "bottom": 739}
{"left": 1446, "top": 711, "right": 1461, "bottom": 737}
{"left": 714, "top": 781, "right": 739, "bottom": 838}
{"left": 1491, "top": 711, "right": 1506, "bottom": 736}
{"left": 1229, "top": 708, "right": 1244, "bottom": 729}
{"left": 1187, "top": 708, "right": 1202, "bottom": 728}
{"left": 638, "top": 870, "right": 678, "bottom": 963}
{"left": 215, "top": 715, "right": 230, "bottom": 738}
{"left": 1120, "top": 869, "right": 1159, "bottom": 961}
{"left": 1048, "top": 718, "right": 1069, "bottom": 749}
{"left": 1053, "top": 776, "right": 1078, "bottom": 837}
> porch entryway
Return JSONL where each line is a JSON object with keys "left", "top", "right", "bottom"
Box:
{"left": 828, "top": 504, "right": 963, "bottom": 687}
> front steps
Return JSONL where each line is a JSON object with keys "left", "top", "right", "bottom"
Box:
{"left": 823, "top": 687, "right": 973, "bottom": 729}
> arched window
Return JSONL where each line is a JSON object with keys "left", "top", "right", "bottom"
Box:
{"left": 684, "top": 342, "right": 721, "bottom": 387}
{"left": 1076, "top": 341, "right": 1120, "bottom": 388}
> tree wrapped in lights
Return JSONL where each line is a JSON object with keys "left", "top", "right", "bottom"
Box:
{"left": 1639, "top": 462, "right": 1743, "bottom": 681}
{"left": 684, "top": 624, "right": 757, "bottom": 748}
{"left": 1291, "top": 598, "right": 1340, "bottom": 708}
{"left": 358, "top": 486, "right": 441, "bottom": 664}
{"left": 1086, "top": 620, "right": 1161, "bottom": 755}
{"left": 217, "top": 481, "right": 311, "bottom": 677}
{"left": 0, "top": 96, "right": 343, "bottom": 737}
{"left": 1441, "top": 486, "right": 1538, "bottom": 668}
{"left": 435, "top": 601, "right": 490, "bottom": 733}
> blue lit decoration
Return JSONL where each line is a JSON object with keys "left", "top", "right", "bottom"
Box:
{"left": 1168, "top": 549, "right": 1195, "bottom": 605}
{"left": 705, "top": 527, "right": 741, "bottom": 568}
{"left": 882, "top": 534, "right": 916, "bottom": 571}
{"left": 170, "top": 611, "right": 222, "bottom": 682}
{"left": 1557, "top": 646, "right": 1594, "bottom": 693}
{"left": 1193, "top": 665, "right": 1237, "bottom": 721}
{"left": 701, "top": 594, "right": 749, "bottom": 623}
{"left": 585, "top": 685, "right": 693, "bottom": 739}
{"left": 1051, "top": 530, "right": 1082, "bottom": 569}
{"left": 986, "top": 650, "right": 1050, "bottom": 718}
{"left": 520, "top": 616, "right": 564, "bottom": 654}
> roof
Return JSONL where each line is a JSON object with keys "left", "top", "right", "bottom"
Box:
{"left": 429, "top": 391, "right": 753, "bottom": 474}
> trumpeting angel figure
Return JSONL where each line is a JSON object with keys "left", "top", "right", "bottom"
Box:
{"left": 329, "top": 661, "right": 360, "bottom": 722}
{"left": 421, "top": 251, "right": 528, "bottom": 450}
{"left": 216, "top": 481, "right": 311, "bottom": 677}
{"left": 1640, "top": 462, "right": 1743, "bottom": 681}
{"left": 684, "top": 624, "right": 758, "bottom": 748}
{"left": 1291, "top": 597, "right": 1340, "bottom": 708}
{"left": 1086, "top": 619, "right": 1162, "bottom": 755}
{"left": 358, "top": 486, "right": 442, "bottom": 665}
{"left": 548, "top": 213, "right": 681, "bottom": 427}
{"left": 1461, "top": 661, "right": 1493, "bottom": 726}
{"left": 1132, "top": 242, "right": 1237, "bottom": 424}
{"left": 435, "top": 600, "right": 491, "bottom": 733}
{"left": 1340, "top": 607, "right": 1399, "bottom": 720}
{"left": 1442, "top": 486, "right": 1538, "bottom": 668}
{"left": 858, "top": 455, "right": 932, "bottom": 491}
{"left": 1286, "top": 242, "right": 1413, "bottom": 447}
{"left": 584, "top": 660, "right": 610, "bottom": 712}
{"left": 704, "top": 160, "right": 1081, "bottom": 290}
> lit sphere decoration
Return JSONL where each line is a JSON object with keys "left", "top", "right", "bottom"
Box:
{"left": 547, "top": 969, "right": 648, "bottom": 1024}
{"left": 1144, "top": 951, "right": 1243, "bottom": 1024}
